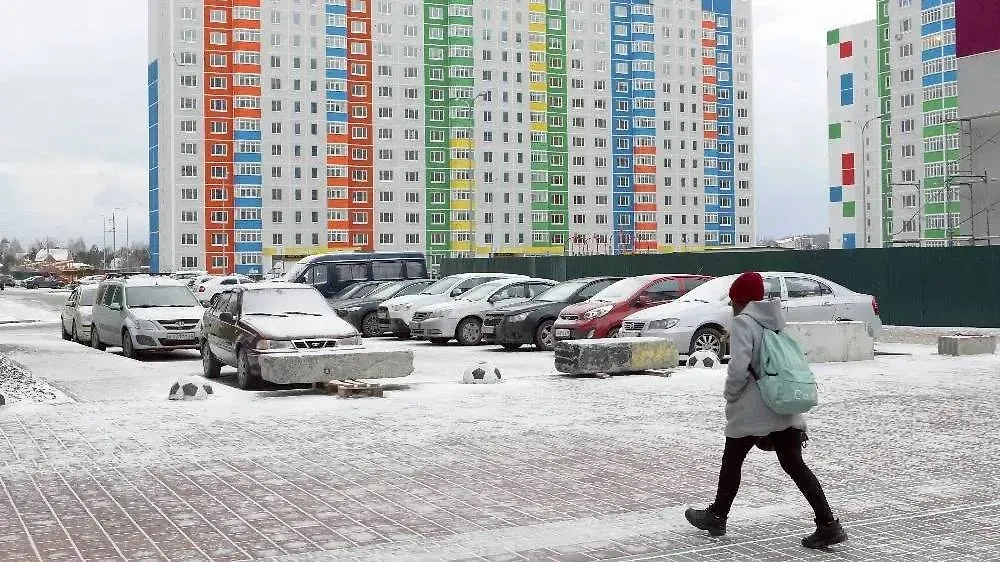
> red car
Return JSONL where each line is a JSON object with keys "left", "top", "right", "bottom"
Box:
{"left": 552, "top": 274, "right": 712, "bottom": 340}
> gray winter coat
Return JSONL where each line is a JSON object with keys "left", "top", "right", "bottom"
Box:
{"left": 723, "top": 298, "right": 807, "bottom": 438}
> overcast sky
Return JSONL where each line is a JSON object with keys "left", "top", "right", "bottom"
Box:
{"left": 0, "top": 0, "right": 874, "bottom": 247}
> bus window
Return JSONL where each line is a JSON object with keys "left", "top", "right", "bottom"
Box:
{"left": 334, "top": 262, "right": 368, "bottom": 281}
{"left": 372, "top": 260, "right": 403, "bottom": 280}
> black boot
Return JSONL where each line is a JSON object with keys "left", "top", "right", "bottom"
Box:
{"left": 802, "top": 519, "right": 847, "bottom": 549}
{"left": 684, "top": 506, "right": 727, "bottom": 537}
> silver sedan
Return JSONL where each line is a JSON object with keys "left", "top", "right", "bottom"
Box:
{"left": 60, "top": 285, "right": 98, "bottom": 344}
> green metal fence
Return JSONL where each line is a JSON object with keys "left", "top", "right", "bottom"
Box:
{"left": 441, "top": 247, "right": 1000, "bottom": 328}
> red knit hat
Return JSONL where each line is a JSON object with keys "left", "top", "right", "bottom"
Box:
{"left": 729, "top": 271, "right": 765, "bottom": 305}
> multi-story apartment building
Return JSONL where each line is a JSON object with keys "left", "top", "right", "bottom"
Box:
{"left": 149, "top": 0, "right": 755, "bottom": 275}
{"left": 827, "top": 0, "right": 968, "bottom": 249}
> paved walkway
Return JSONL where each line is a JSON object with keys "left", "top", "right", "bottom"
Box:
{"left": 0, "top": 320, "right": 998, "bottom": 561}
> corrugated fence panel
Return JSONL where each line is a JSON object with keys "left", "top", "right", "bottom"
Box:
{"left": 440, "top": 247, "right": 1000, "bottom": 328}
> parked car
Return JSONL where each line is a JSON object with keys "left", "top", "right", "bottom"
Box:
{"left": 410, "top": 277, "right": 556, "bottom": 345}
{"left": 483, "top": 276, "right": 624, "bottom": 351}
{"left": 195, "top": 275, "right": 254, "bottom": 305}
{"left": 327, "top": 280, "right": 386, "bottom": 302}
{"left": 60, "top": 285, "right": 99, "bottom": 343}
{"left": 0, "top": 274, "right": 15, "bottom": 288}
{"left": 619, "top": 272, "right": 883, "bottom": 355}
{"left": 24, "top": 275, "right": 63, "bottom": 289}
{"left": 553, "top": 274, "right": 712, "bottom": 341}
{"left": 170, "top": 270, "right": 208, "bottom": 283}
{"left": 378, "top": 273, "right": 526, "bottom": 338}
{"left": 90, "top": 275, "right": 204, "bottom": 358}
{"left": 198, "top": 283, "right": 362, "bottom": 390}
{"left": 186, "top": 274, "right": 214, "bottom": 289}
{"left": 282, "top": 251, "right": 427, "bottom": 298}
{"left": 75, "top": 275, "right": 106, "bottom": 285}
{"left": 334, "top": 279, "right": 433, "bottom": 336}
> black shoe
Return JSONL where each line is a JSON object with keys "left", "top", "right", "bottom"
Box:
{"left": 684, "top": 507, "right": 727, "bottom": 537}
{"left": 802, "top": 519, "right": 847, "bottom": 549}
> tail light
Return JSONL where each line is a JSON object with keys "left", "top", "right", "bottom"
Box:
{"left": 872, "top": 297, "right": 880, "bottom": 316}
{"left": 198, "top": 286, "right": 206, "bottom": 292}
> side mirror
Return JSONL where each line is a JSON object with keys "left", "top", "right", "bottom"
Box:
{"left": 219, "top": 312, "right": 234, "bottom": 323}
{"left": 109, "top": 302, "right": 122, "bottom": 311}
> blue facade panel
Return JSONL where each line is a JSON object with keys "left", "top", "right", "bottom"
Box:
{"left": 234, "top": 175, "right": 263, "bottom": 185}
{"left": 235, "top": 197, "right": 263, "bottom": 208}
{"left": 830, "top": 186, "right": 843, "bottom": 203}
{"left": 842, "top": 233, "right": 857, "bottom": 249}
{"left": 235, "top": 220, "right": 263, "bottom": 231}
{"left": 233, "top": 130, "right": 262, "bottom": 141}
{"left": 235, "top": 242, "right": 264, "bottom": 253}
{"left": 147, "top": 59, "right": 159, "bottom": 272}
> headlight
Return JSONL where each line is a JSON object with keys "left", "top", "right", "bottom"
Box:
{"left": 647, "top": 318, "right": 679, "bottom": 330}
{"left": 581, "top": 305, "right": 614, "bottom": 321}
{"left": 135, "top": 319, "right": 158, "bottom": 331}
{"left": 255, "top": 339, "right": 293, "bottom": 350}
{"left": 508, "top": 312, "right": 530, "bottom": 322}
{"left": 424, "top": 309, "right": 443, "bottom": 319}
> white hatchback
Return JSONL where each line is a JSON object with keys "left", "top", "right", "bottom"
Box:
{"left": 195, "top": 275, "right": 253, "bottom": 305}
{"left": 619, "top": 272, "right": 883, "bottom": 356}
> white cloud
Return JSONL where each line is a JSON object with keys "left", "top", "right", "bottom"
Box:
{"left": 0, "top": 0, "right": 876, "bottom": 245}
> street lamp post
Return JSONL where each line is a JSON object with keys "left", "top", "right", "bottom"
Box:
{"left": 461, "top": 91, "right": 489, "bottom": 258}
{"left": 850, "top": 114, "right": 886, "bottom": 247}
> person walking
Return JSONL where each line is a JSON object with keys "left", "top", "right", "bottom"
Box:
{"left": 684, "top": 271, "right": 847, "bottom": 549}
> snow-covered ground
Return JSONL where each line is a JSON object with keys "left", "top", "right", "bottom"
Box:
{"left": 0, "top": 289, "right": 62, "bottom": 322}
{"left": 0, "top": 290, "right": 999, "bottom": 560}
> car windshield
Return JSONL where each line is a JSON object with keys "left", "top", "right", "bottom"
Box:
{"left": 459, "top": 282, "right": 506, "bottom": 301}
{"left": 420, "top": 276, "right": 460, "bottom": 295}
{"left": 533, "top": 281, "right": 589, "bottom": 302}
{"left": 243, "top": 287, "right": 330, "bottom": 316}
{"left": 367, "top": 281, "right": 407, "bottom": 300}
{"left": 677, "top": 275, "right": 737, "bottom": 303}
{"left": 590, "top": 277, "right": 652, "bottom": 302}
{"left": 78, "top": 288, "right": 98, "bottom": 306}
{"left": 125, "top": 286, "right": 200, "bottom": 308}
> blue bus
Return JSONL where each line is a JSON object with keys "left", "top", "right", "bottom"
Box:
{"left": 281, "top": 252, "right": 428, "bottom": 298}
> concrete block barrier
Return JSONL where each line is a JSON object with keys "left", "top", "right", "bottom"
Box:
{"left": 783, "top": 321, "right": 874, "bottom": 363}
{"left": 554, "top": 337, "right": 679, "bottom": 375}
{"left": 937, "top": 334, "right": 997, "bottom": 356}
{"left": 258, "top": 348, "right": 414, "bottom": 384}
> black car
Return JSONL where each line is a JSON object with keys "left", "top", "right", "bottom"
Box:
{"left": 199, "top": 282, "right": 362, "bottom": 390}
{"left": 327, "top": 280, "right": 386, "bottom": 303}
{"left": 482, "top": 276, "right": 623, "bottom": 351}
{"left": 25, "top": 275, "right": 63, "bottom": 289}
{"left": 334, "top": 279, "right": 433, "bottom": 337}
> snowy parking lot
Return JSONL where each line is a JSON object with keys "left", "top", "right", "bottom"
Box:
{"left": 0, "top": 288, "right": 999, "bottom": 561}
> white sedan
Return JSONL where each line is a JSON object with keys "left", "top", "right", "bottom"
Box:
{"left": 409, "top": 277, "right": 556, "bottom": 345}
{"left": 619, "top": 271, "right": 882, "bottom": 355}
{"left": 195, "top": 275, "right": 253, "bottom": 305}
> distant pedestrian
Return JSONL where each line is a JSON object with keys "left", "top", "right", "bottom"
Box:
{"left": 684, "top": 271, "right": 847, "bottom": 549}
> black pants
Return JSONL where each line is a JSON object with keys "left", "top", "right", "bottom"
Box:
{"left": 709, "top": 428, "right": 835, "bottom": 524}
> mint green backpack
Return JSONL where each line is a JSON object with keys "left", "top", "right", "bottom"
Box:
{"left": 743, "top": 316, "right": 819, "bottom": 415}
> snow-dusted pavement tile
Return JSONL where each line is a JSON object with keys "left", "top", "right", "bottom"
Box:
{"left": 0, "top": 315, "right": 998, "bottom": 560}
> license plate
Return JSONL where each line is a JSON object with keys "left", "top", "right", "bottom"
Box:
{"left": 482, "top": 325, "right": 495, "bottom": 334}
{"left": 555, "top": 329, "right": 571, "bottom": 338}
{"left": 173, "top": 331, "right": 195, "bottom": 339}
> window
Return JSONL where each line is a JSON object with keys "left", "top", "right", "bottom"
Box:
{"left": 784, "top": 277, "right": 832, "bottom": 299}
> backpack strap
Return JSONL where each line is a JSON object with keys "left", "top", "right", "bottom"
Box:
{"left": 735, "top": 313, "right": 762, "bottom": 381}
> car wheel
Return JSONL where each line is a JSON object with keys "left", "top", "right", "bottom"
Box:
{"left": 690, "top": 327, "right": 724, "bottom": 356}
{"left": 122, "top": 330, "right": 140, "bottom": 360}
{"left": 61, "top": 321, "right": 71, "bottom": 340}
{"left": 236, "top": 347, "right": 260, "bottom": 390}
{"left": 534, "top": 320, "right": 555, "bottom": 351}
{"left": 90, "top": 326, "right": 106, "bottom": 351}
{"left": 456, "top": 317, "right": 483, "bottom": 346}
{"left": 360, "top": 312, "right": 381, "bottom": 337}
{"left": 429, "top": 337, "right": 450, "bottom": 345}
{"left": 502, "top": 343, "right": 522, "bottom": 351}
{"left": 201, "top": 341, "right": 222, "bottom": 379}
{"left": 605, "top": 327, "right": 620, "bottom": 339}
